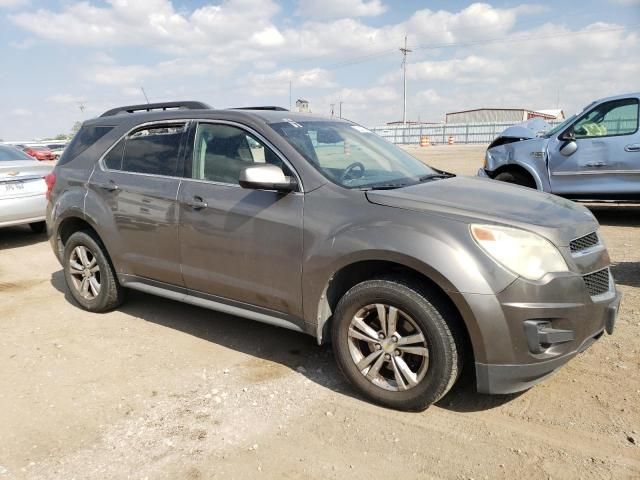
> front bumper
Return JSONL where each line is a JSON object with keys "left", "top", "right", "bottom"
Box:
{"left": 477, "top": 167, "right": 490, "bottom": 178}
{"left": 458, "top": 263, "right": 621, "bottom": 395}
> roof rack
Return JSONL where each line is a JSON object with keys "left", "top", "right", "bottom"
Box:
{"left": 100, "top": 101, "right": 212, "bottom": 117}
{"left": 230, "top": 106, "right": 288, "bottom": 111}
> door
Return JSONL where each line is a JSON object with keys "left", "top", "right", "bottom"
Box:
{"left": 548, "top": 97, "right": 640, "bottom": 197}
{"left": 177, "top": 121, "right": 304, "bottom": 317}
{"left": 89, "top": 122, "right": 188, "bottom": 285}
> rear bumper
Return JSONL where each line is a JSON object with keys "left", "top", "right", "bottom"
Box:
{"left": 0, "top": 194, "right": 47, "bottom": 227}
{"left": 474, "top": 290, "right": 621, "bottom": 394}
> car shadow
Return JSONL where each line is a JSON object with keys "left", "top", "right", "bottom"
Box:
{"left": 611, "top": 262, "right": 640, "bottom": 288}
{"left": 0, "top": 225, "right": 47, "bottom": 249}
{"left": 50, "top": 269, "right": 522, "bottom": 413}
{"left": 588, "top": 204, "right": 640, "bottom": 227}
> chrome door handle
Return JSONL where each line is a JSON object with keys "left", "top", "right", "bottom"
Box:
{"left": 585, "top": 162, "right": 605, "bottom": 167}
{"left": 186, "top": 196, "right": 208, "bottom": 210}
{"left": 625, "top": 143, "right": 640, "bottom": 152}
{"left": 94, "top": 181, "right": 119, "bottom": 191}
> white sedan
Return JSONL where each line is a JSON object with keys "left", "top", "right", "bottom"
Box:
{"left": 0, "top": 144, "right": 53, "bottom": 233}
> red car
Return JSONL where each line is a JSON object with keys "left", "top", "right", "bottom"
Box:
{"left": 23, "top": 146, "right": 56, "bottom": 161}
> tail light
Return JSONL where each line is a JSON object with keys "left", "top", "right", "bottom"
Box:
{"left": 45, "top": 172, "right": 56, "bottom": 200}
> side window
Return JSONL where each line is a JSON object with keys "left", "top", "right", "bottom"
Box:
{"left": 191, "top": 123, "right": 291, "bottom": 184}
{"left": 119, "top": 124, "right": 187, "bottom": 176}
{"left": 572, "top": 99, "right": 639, "bottom": 138}
{"left": 58, "top": 125, "right": 114, "bottom": 166}
{"left": 104, "top": 138, "right": 125, "bottom": 170}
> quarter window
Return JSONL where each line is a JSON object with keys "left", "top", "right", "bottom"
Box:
{"left": 190, "top": 123, "right": 291, "bottom": 184}
{"left": 115, "top": 124, "right": 187, "bottom": 176}
{"left": 572, "top": 98, "right": 639, "bottom": 138}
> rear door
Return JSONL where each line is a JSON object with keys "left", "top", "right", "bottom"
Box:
{"left": 548, "top": 97, "right": 640, "bottom": 198}
{"left": 88, "top": 121, "right": 188, "bottom": 285}
{"left": 177, "top": 121, "right": 304, "bottom": 317}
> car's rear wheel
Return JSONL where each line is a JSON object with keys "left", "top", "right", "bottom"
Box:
{"left": 29, "top": 221, "right": 46, "bottom": 234}
{"left": 331, "top": 276, "right": 462, "bottom": 411}
{"left": 63, "top": 230, "right": 125, "bottom": 312}
{"left": 494, "top": 170, "right": 536, "bottom": 189}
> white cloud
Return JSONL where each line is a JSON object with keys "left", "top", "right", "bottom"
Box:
{"left": 608, "top": 0, "right": 640, "bottom": 4}
{"left": 296, "top": 0, "right": 386, "bottom": 19}
{"left": 47, "top": 94, "right": 88, "bottom": 105}
{"left": 11, "top": 108, "right": 31, "bottom": 117}
{"left": 244, "top": 67, "right": 335, "bottom": 96}
{"left": 0, "top": 0, "right": 28, "bottom": 8}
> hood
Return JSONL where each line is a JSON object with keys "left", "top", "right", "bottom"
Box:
{"left": 365, "top": 176, "right": 598, "bottom": 247}
{"left": 488, "top": 118, "right": 550, "bottom": 148}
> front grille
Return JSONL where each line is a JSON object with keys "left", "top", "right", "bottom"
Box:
{"left": 583, "top": 268, "right": 611, "bottom": 296}
{"left": 570, "top": 232, "right": 599, "bottom": 253}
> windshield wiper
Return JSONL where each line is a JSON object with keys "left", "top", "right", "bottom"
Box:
{"left": 361, "top": 183, "right": 408, "bottom": 190}
{"left": 418, "top": 172, "right": 455, "bottom": 182}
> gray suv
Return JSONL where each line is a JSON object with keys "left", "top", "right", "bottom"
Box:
{"left": 479, "top": 92, "right": 640, "bottom": 201}
{"left": 47, "top": 101, "right": 620, "bottom": 411}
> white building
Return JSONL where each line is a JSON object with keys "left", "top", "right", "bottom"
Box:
{"left": 445, "top": 108, "right": 559, "bottom": 123}
{"left": 296, "top": 99, "right": 310, "bottom": 113}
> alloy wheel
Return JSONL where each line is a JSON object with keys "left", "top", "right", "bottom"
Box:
{"left": 347, "top": 303, "right": 429, "bottom": 391}
{"left": 68, "top": 245, "right": 101, "bottom": 300}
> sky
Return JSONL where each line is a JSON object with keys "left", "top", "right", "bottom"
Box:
{"left": 0, "top": 0, "right": 638, "bottom": 140}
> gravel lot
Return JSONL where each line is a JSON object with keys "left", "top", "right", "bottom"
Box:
{"left": 0, "top": 145, "right": 638, "bottom": 479}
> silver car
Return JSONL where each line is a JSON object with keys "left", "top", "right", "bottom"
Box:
{"left": 479, "top": 92, "right": 640, "bottom": 201}
{"left": 0, "top": 144, "right": 53, "bottom": 233}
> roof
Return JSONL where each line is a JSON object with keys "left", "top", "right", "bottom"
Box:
{"left": 86, "top": 101, "right": 344, "bottom": 128}
{"left": 536, "top": 109, "right": 564, "bottom": 117}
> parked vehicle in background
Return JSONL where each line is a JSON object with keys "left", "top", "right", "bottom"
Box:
{"left": 47, "top": 101, "right": 619, "bottom": 411}
{"left": 479, "top": 92, "right": 640, "bottom": 201}
{"left": 45, "top": 142, "right": 68, "bottom": 159}
{"left": 0, "top": 144, "right": 53, "bottom": 232}
{"left": 23, "top": 145, "right": 56, "bottom": 161}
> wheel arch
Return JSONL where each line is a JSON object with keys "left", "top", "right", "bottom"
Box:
{"left": 492, "top": 163, "right": 542, "bottom": 190}
{"left": 315, "top": 256, "right": 477, "bottom": 365}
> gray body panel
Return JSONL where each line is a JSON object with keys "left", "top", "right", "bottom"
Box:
{"left": 47, "top": 105, "right": 620, "bottom": 396}
{"left": 482, "top": 92, "right": 640, "bottom": 200}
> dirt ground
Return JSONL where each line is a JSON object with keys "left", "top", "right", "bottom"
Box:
{"left": 0, "top": 145, "right": 638, "bottom": 479}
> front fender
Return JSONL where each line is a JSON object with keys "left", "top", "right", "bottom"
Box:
{"left": 485, "top": 138, "right": 551, "bottom": 191}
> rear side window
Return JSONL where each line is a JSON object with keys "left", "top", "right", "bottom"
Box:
{"left": 58, "top": 125, "right": 114, "bottom": 165}
{"left": 116, "top": 124, "right": 186, "bottom": 176}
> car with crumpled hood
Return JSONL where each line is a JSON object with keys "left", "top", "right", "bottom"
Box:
{"left": 478, "top": 92, "right": 640, "bottom": 201}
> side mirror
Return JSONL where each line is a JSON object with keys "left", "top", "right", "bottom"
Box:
{"left": 239, "top": 164, "right": 297, "bottom": 192}
{"left": 560, "top": 140, "right": 578, "bottom": 157}
{"left": 560, "top": 129, "right": 575, "bottom": 142}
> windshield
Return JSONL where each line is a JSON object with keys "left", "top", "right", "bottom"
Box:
{"left": 269, "top": 120, "right": 439, "bottom": 188}
{"left": 542, "top": 114, "right": 577, "bottom": 138}
{"left": 0, "top": 145, "right": 34, "bottom": 161}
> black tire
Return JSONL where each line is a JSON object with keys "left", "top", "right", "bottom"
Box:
{"left": 494, "top": 170, "right": 535, "bottom": 189}
{"left": 331, "top": 276, "right": 463, "bottom": 411}
{"left": 29, "top": 221, "right": 46, "bottom": 234}
{"left": 63, "top": 230, "right": 125, "bottom": 312}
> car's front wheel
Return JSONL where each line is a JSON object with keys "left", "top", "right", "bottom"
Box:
{"left": 494, "top": 170, "right": 535, "bottom": 189}
{"left": 63, "top": 230, "right": 125, "bottom": 312}
{"left": 331, "top": 276, "right": 462, "bottom": 411}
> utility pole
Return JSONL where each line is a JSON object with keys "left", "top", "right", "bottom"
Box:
{"left": 400, "top": 35, "right": 412, "bottom": 125}
{"left": 330, "top": 103, "right": 335, "bottom": 117}
{"left": 339, "top": 101, "right": 343, "bottom": 119}
{"left": 141, "top": 86, "right": 150, "bottom": 104}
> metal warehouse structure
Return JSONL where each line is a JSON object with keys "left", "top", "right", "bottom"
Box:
{"left": 445, "top": 108, "right": 557, "bottom": 124}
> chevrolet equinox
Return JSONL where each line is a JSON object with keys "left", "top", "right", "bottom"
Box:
{"left": 46, "top": 101, "right": 620, "bottom": 411}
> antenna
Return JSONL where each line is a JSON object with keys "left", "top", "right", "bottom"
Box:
{"left": 141, "top": 86, "right": 150, "bottom": 104}
{"left": 400, "top": 35, "right": 412, "bottom": 125}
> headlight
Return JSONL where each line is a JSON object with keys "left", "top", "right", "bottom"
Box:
{"left": 470, "top": 224, "right": 568, "bottom": 280}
